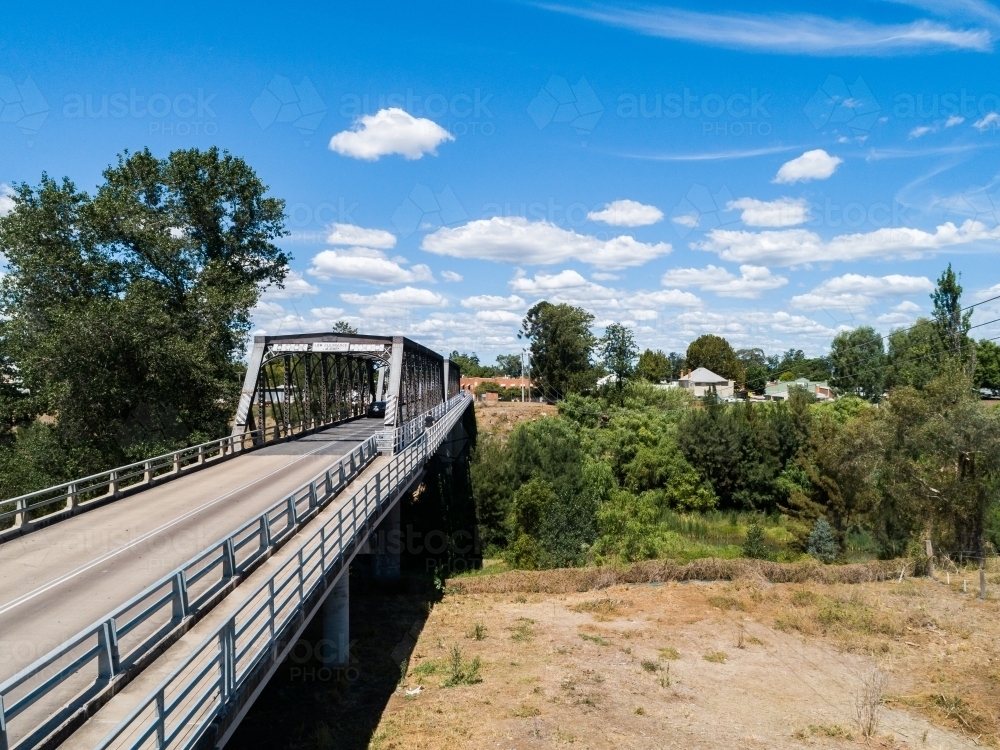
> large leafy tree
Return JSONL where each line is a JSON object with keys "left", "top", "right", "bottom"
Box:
{"left": 598, "top": 323, "right": 638, "bottom": 390}
{"left": 0, "top": 147, "right": 288, "bottom": 487}
{"left": 932, "top": 263, "right": 972, "bottom": 355}
{"left": 495, "top": 353, "right": 523, "bottom": 378}
{"left": 829, "top": 326, "right": 886, "bottom": 402}
{"left": 520, "top": 302, "right": 596, "bottom": 399}
{"left": 636, "top": 349, "right": 670, "bottom": 383}
{"left": 885, "top": 318, "right": 943, "bottom": 391}
{"left": 685, "top": 334, "right": 745, "bottom": 385}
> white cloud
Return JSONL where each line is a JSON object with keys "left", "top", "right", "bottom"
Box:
{"left": 695, "top": 219, "right": 1000, "bottom": 266}
{"left": 422, "top": 216, "right": 672, "bottom": 269}
{"left": 893, "top": 300, "right": 922, "bottom": 312}
{"left": 974, "top": 112, "right": 1000, "bottom": 131}
{"left": 945, "top": 115, "right": 965, "bottom": 127}
{"left": 671, "top": 213, "right": 700, "bottom": 228}
{"left": 587, "top": 199, "right": 664, "bottom": 227}
{"left": 311, "top": 306, "right": 346, "bottom": 318}
{"left": 475, "top": 309, "right": 523, "bottom": 324}
{"left": 791, "top": 273, "right": 933, "bottom": 310}
{"left": 660, "top": 264, "right": 787, "bottom": 298}
{"left": 543, "top": 5, "right": 992, "bottom": 55}
{"left": 909, "top": 125, "right": 934, "bottom": 138}
{"left": 591, "top": 272, "right": 620, "bottom": 281}
{"left": 773, "top": 149, "right": 843, "bottom": 184}
{"left": 727, "top": 197, "right": 808, "bottom": 227}
{"left": 461, "top": 294, "right": 527, "bottom": 311}
{"left": 441, "top": 270, "right": 463, "bottom": 282}
{"left": 510, "top": 269, "right": 701, "bottom": 311}
{"left": 328, "top": 107, "right": 454, "bottom": 160}
{"left": 0, "top": 184, "right": 15, "bottom": 217}
{"left": 325, "top": 223, "right": 397, "bottom": 249}
{"left": 260, "top": 270, "right": 320, "bottom": 300}
{"left": 308, "top": 247, "right": 433, "bottom": 285}
{"left": 340, "top": 286, "right": 447, "bottom": 308}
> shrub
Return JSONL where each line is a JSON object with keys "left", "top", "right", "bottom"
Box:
{"left": 443, "top": 645, "right": 482, "bottom": 686}
{"left": 807, "top": 518, "right": 838, "bottom": 563}
{"left": 742, "top": 523, "right": 770, "bottom": 559}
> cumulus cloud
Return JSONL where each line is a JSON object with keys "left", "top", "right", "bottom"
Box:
{"left": 660, "top": 264, "right": 787, "bottom": 298}
{"left": 791, "top": 273, "right": 933, "bottom": 310}
{"left": 945, "top": 115, "right": 964, "bottom": 127}
{"left": 695, "top": 219, "right": 1000, "bottom": 267}
{"left": 894, "top": 300, "right": 922, "bottom": 313}
{"left": 260, "top": 270, "right": 319, "bottom": 300}
{"left": 510, "top": 269, "right": 701, "bottom": 311}
{"left": 325, "top": 223, "right": 397, "bottom": 249}
{"left": 422, "top": 216, "right": 672, "bottom": 269}
{"left": 727, "top": 197, "right": 808, "bottom": 227}
{"left": 341, "top": 286, "right": 447, "bottom": 308}
{"left": 308, "top": 247, "right": 434, "bottom": 285}
{"left": 461, "top": 294, "right": 527, "bottom": 311}
{"left": 773, "top": 149, "right": 842, "bottom": 184}
{"left": 0, "top": 184, "right": 15, "bottom": 217}
{"left": 587, "top": 199, "right": 664, "bottom": 227}
{"left": 441, "top": 270, "right": 463, "bottom": 282}
{"left": 974, "top": 112, "right": 1000, "bottom": 131}
{"left": 329, "top": 108, "right": 454, "bottom": 160}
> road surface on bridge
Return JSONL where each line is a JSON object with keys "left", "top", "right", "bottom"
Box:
{"left": 0, "top": 418, "right": 382, "bottom": 684}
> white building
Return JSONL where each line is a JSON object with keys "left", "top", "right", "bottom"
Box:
{"left": 674, "top": 367, "right": 734, "bottom": 399}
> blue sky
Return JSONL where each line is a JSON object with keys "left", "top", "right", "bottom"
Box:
{"left": 3, "top": 1, "right": 1000, "bottom": 362}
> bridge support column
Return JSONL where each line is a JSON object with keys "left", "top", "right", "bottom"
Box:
{"left": 373, "top": 500, "right": 401, "bottom": 580}
{"left": 321, "top": 573, "right": 350, "bottom": 667}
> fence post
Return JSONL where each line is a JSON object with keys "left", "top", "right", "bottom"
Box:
{"left": 144, "top": 461, "right": 153, "bottom": 485}
{"left": 96, "top": 619, "right": 121, "bottom": 681}
{"left": 219, "top": 619, "right": 236, "bottom": 702}
{"left": 287, "top": 495, "right": 298, "bottom": 528}
{"left": 67, "top": 482, "right": 79, "bottom": 511}
{"left": 173, "top": 452, "right": 181, "bottom": 474}
{"left": 171, "top": 572, "right": 189, "bottom": 621}
{"left": 222, "top": 538, "right": 237, "bottom": 579}
{"left": 12, "top": 498, "right": 25, "bottom": 529}
{"left": 155, "top": 689, "right": 166, "bottom": 748}
{"left": 925, "top": 538, "right": 935, "bottom": 579}
{"left": 109, "top": 470, "right": 119, "bottom": 496}
{"left": 197, "top": 445, "right": 206, "bottom": 465}
{"left": 1, "top": 694, "right": 10, "bottom": 750}
{"left": 260, "top": 516, "right": 271, "bottom": 551}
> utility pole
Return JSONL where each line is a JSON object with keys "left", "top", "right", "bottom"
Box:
{"left": 520, "top": 350, "right": 525, "bottom": 403}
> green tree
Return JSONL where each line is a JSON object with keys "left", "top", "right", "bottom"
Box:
{"left": 976, "top": 339, "right": 1000, "bottom": 396}
{"left": 636, "top": 349, "right": 670, "bottom": 383}
{"left": 520, "top": 302, "right": 596, "bottom": 399}
{"left": 685, "top": 334, "right": 745, "bottom": 385}
{"left": 931, "top": 263, "right": 972, "bottom": 357}
{"left": 806, "top": 518, "right": 837, "bottom": 562}
{"left": 495, "top": 353, "right": 523, "bottom": 378}
{"left": 599, "top": 323, "right": 638, "bottom": 391}
{"left": 773, "top": 348, "right": 831, "bottom": 381}
{"left": 331, "top": 320, "right": 357, "bottom": 334}
{"left": 885, "top": 319, "right": 942, "bottom": 391}
{"left": 668, "top": 351, "right": 687, "bottom": 379}
{"left": 449, "top": 351, "right": 497, "bottom": 378}
{"left": 0, "top": 148, "right": 288, "bottom": 488}
{"left": 737, "top": 348, "right": 769, "bottom": 393}
{"left": 829, "top": 326, "right": 885, "bottom": 402}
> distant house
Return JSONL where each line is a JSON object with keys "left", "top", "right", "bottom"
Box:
{"left": 460, "top": 376, "right": 531, "bottom": 394}
{"left": 764, "top": 378, "right": 833, "bottom": 401}
{"left": 671, "top": 367, "right": 735, "bottom": 399}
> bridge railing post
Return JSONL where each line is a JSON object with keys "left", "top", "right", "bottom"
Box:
{"left": 218, "top": 619, "right": 236, "bottom": 703}
{"left": 143, "top": 461, "right": 152, "bottom": 485}
{"left": 108, "top": 470, "right": 118, "bottom": 496}
{"left": 66, "top": 482, "right": 78, "bottom": 512}
{"left": 96, "top": 619, "right": 120, "bottom": 682}
{"left": 171, "top": 572, "right": 189, "bottom": 622}
{"left": 197, "top": 445, "right": 205, "bottom": 465}
{"left": 173, "top": 452, "right": 181, "bottom": 474}
{"left": 222, "top": 538, "right": 237, "bottom": 579}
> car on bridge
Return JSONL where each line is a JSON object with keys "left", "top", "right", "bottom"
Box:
{"left": 366, "top": 400, "right": 387, "bottom": 418}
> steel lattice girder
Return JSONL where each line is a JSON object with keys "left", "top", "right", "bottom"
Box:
{"left": 232, "top": 333, "right": 460, "bottom": 438}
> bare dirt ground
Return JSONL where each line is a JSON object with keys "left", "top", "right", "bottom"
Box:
{"left": 473, "top": 401, "right": 557, "bottom": 436}
{"left": 369, "top": 572, "right": 1000, "bottom": 750}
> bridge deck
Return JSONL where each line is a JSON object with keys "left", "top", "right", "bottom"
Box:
{"left": 60, "top": 451, "right": 398, "bottom": 750}
{"left": 0, "top": 419, "right": 382, "bottom": 685}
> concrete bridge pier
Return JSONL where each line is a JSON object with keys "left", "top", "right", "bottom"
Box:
{"left": 321, "top": 572, "right": 350, "bottom": 667}
{"left": 373, "top": 500, "right": 401, "bottom": 580}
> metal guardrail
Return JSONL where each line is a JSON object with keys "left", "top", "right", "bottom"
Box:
{"left": 0, "top": 435, "right": 382, "bottom": 750}
{"left": 375, "top": 396, "right": 455, "bottom": 454}
{"left": 90, "top": 393, "right": 470, "bottom": 750}
{"left": 0, "top": 411, "right": 360, "bottom": 539}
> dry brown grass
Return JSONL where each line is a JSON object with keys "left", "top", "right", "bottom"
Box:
{"left": 377, "top": 567, "right": 999, "bottom": 749}
{"left": 472, "top": 401, "right": 556, "bottom": 435}
{"left": 447, "top": 557, "right": 908, "bottom": 594}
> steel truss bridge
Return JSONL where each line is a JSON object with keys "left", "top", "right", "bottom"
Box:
{"left": 0, "top": 333, "right": 471, "bottom": 750}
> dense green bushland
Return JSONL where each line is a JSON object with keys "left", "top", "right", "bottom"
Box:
{"left": 470, "top": 371, "right": 1000, "bottom": 569}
